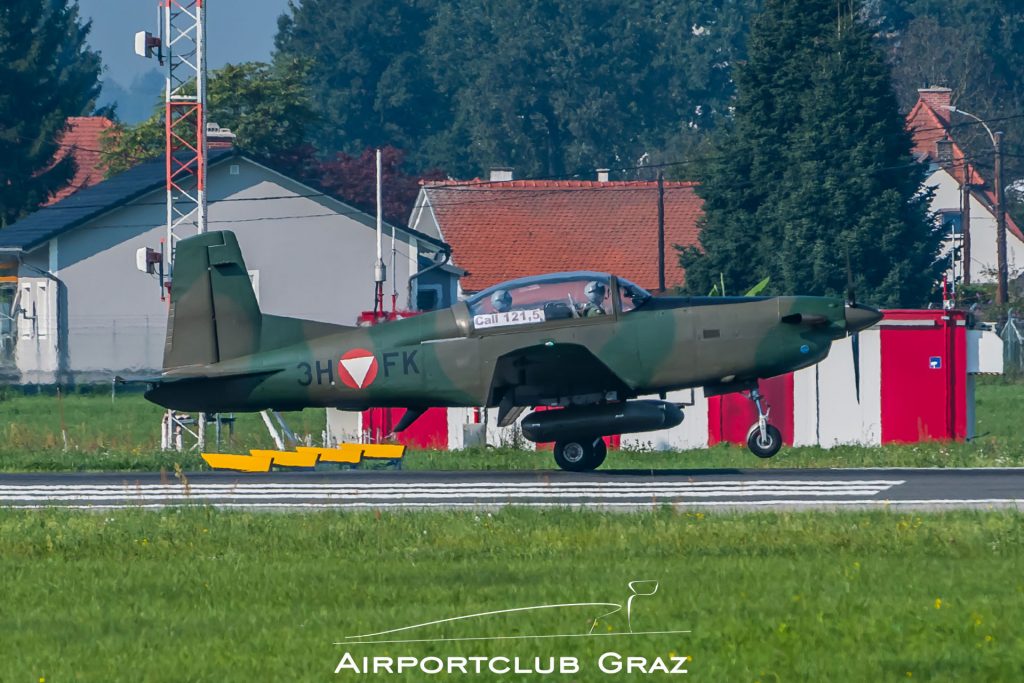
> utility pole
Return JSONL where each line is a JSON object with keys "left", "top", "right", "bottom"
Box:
{"left": 962, "top": 171, "right": 971, "bottom": 285}
{"left": 657, "top": 172, "right": 665, "bottom": 293}
{"left": 994, "top": 131, "right": 1008, "bottom": 305}
{"left": 942, "top": 105, "right": 1009, "bottom": 305}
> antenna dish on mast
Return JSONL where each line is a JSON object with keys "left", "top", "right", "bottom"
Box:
{"left": 134, "top": 31, "right": 162, "bottom": 60}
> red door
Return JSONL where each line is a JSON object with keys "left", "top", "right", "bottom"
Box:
{"left": 880, "top": 312, "right": 965, "bottom": 442}
{"left": 362, "top": 408, "right": 449, "bottom": 448}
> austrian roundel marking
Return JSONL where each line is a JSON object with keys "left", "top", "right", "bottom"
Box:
{"left": 338, "top": 349, "right": 379, "bottom": 389}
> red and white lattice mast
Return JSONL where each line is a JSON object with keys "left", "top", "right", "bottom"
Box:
{"left": 136, "top": 1, "right": 208, "bottom": 275}
{"left": 162, "top": 0, "right": 208, "bottom": 268}
{"left": 136, "top": 1, "right": 208, "bottom": 450}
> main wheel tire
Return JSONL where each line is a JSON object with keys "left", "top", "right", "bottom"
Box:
{"left": 746, "top": 424, "right": 782, "bottom": 458}
{"left": 554, "top": 438, "right": 606, "bottom": 472}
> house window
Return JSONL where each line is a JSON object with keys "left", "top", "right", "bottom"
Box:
{"left": 35, "top": 282, "right": 48, "bottom": 339}
{"left": 0, "top": 283, "right": 14, "bottom": 364}
{"left": 417, "top": 284, "right": 442, "bottom": 311}
{"left": 19, "top": 283, "right": 31, "bottom": 339}
{"left": 939, "top": 209, "right": 963, "bottom": 236}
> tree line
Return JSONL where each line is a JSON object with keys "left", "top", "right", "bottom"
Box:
{"left": 1, "top": 0, "right": 1022, "bottom": 306}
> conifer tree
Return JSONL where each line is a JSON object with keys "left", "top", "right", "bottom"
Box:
{"left": 0, "top": 0, "right": 101, "bottom": 226}
{"left": 680, "top": 0, "right": 942, "bottom": 306}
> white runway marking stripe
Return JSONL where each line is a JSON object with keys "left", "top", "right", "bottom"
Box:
{"left": 0, "top": 479, "right": 904, "bottom": 504}
{"left": 6, "top": 499, "right": 1022, "bottom": 511}
{"left": 0, "top": 490, "right": 897, "bottom": 501}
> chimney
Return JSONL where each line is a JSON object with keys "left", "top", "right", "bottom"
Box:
{"left": 936, "top": 138, "right": 954, "bottom": 166}
{"left": 918, "top": 87, "right": 952, "bottom": 124}
{"left": 596, "top": 168, "right": 610, "bottom": 183}
{"left": 489, "top": 167, "right": 513, "bottom": 182}
{"left": 207, "top": 122, "right": 236, "bottom": 149}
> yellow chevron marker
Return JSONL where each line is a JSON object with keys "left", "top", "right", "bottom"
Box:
{"left": 309, "top": 444, "right": 365, "bottom": 464}
{"left": 250, "top": 449, "right": 319, "bottom": 468}
{"left": 202, "top": 442, "right": 405, "bottom": 471}
{"left": 361, "top": 443, "right": 406, "bottom": 459}
{"left": 201, "top": 452, "right": 273, "bottom": 472}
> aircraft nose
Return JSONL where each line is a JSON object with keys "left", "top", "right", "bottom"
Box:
{"left": 845, "top": 304, "right": 883, "bottom": 333}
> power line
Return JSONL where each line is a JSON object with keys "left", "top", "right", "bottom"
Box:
{"left": 15, "top": 152, "right": 1003, "bottom": 235}
{"left": 44, "top": 153, "right": 1000, "bottom": 234}
{"left": 28, "top": 140, "right": 1003, "bottom": 215}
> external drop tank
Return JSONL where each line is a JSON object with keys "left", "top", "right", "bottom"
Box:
{"left": 520, "top": 400, "right": 684, "bottom": 443}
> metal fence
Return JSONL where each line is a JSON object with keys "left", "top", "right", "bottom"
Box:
{"left": 1001, "top": 314, "right": 1024, "bottom": 377}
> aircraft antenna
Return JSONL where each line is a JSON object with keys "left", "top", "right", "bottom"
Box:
{"left": 391, "top": 219, "right": 398, "bottom": 314}
{"left": 374, "top": 148, "right": 386, "bottom": 316}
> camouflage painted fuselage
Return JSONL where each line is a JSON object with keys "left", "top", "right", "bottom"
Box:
{"left": 145, "top": 231, "right": 878, "bottom": 415}
{"left": 146, "top": 293, "right": 850, "bottom": 414}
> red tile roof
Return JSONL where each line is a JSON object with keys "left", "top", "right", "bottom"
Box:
{"left": 44, "top": 116, "right": 113, "bottom": 206}
{"left": 906, "top": 93, "right": 1024, "bottom": 242}
{"left": 423, "top": 180, "right": 703, "bottom": 293}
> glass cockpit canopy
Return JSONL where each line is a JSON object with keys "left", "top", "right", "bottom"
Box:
{"left": 466, "top": 272, "right": 651, "bottom": 328}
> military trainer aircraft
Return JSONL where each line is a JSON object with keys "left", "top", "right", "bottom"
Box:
{"left": 143, "top": 230, "right": 882, "bottom": 471}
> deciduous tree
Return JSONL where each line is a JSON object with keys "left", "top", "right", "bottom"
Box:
{"left": 318, "top": 147, "right": 444, "bottom": 226}
{"left": 274, "top": 0, "right": 444, "bottom": 163}
{"left": 100, "top": 60, "right": 318, "bottom": 177}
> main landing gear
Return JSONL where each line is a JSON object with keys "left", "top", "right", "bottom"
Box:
{"left": 745, "top": 388, "right": 782, "bottom": 458}
{"left": 553, "top": 437, "right": 608, "bottom": 472}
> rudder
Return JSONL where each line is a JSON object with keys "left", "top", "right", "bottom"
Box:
{"left": 163, "top": 231, "right": 261, "bottom": 369}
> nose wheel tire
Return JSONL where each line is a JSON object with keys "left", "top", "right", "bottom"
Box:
{"left": 746, "top": 424, "right": 782, "bottom": 458}
{"left": 554, "top": 438, "right": 607, "bottom": 472}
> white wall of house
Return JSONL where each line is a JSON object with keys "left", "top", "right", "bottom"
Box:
{"left": 928, "top": 168, "right": 1024, "bottom": 283}
{"left": 11, "top": 155, "right": 423, "bottom": 383}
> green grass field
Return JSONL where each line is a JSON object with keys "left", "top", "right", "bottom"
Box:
{"left": 0, "top": 509, "right": 1021, "bottom": 681}
{"left": 1, "top": 381, "right": 1024, "bottom": 471}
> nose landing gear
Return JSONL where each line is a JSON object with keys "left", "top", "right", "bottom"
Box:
{"left": 745, "top": 388, "right": 782, "bottom": 458}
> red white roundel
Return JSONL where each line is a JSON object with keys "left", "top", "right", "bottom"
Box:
{"left": 338, "top": 348, "right": 379, "bottom": 389}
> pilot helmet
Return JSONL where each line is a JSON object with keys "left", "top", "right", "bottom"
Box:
{"left": 584, "top": 280, "right": 606, "bottom": 303}
{"left": 490, "top": 289, "right": 512, "bottom": 311}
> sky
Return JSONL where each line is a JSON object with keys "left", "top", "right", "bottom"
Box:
{"left": 78, "top": 0, "right": 290, "bottom": 121}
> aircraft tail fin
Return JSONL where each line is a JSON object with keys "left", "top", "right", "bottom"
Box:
{"left": 163, "top": 231, "right": 261, "bottom": 370}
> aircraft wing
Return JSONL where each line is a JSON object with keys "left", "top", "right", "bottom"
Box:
{"left": 115, "top": 367, "right": 284, "bottom": 385}
{"left": 490, "top": 343, "right": 632, "bottom": 404}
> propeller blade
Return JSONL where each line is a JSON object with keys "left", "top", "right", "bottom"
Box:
{"left": 851, "top": 332, "right": 861, "bottom": 404}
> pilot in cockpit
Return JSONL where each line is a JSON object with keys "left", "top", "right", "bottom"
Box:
{"left": 580, "top": 280, "right": 607, "bottom": 317}
{"left": 491, "top": 289, "right": 513, "bottom": 313}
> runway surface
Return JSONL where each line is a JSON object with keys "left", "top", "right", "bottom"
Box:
{"left": 1, "top": 468, "right": 1023, "bottom": 511}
